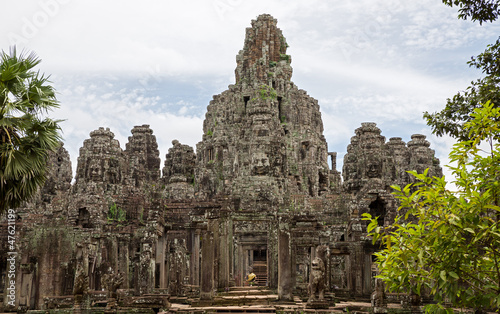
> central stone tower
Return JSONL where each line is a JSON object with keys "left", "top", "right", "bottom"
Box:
{"left": 195, "top": 14, "right": 340, "bottom": 210}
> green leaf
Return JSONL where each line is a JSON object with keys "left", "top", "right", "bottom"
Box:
{"left": 464, "top": 227, "right": 475, "bottom": 234}
{"left": 448, "top": 271, "right": 459, "bottom": 279}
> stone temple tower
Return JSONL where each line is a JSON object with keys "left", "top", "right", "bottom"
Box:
{"left": 195, "top": 14, "right": 340, "bottom": 210}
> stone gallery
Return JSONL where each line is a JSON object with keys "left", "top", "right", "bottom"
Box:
{"left": 0, "top": 14, "right": 442, "bottom": 312}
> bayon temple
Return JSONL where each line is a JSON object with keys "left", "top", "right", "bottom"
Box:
{"left": 0, "top": 14, "right": 442, "bottom": 313}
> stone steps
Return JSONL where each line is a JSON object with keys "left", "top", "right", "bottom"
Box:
{"left": 218, "top": 286, "right": 276, "bottom": 304}
{"left": 212, "top": 294, "right": 278, "bottom": 306}
{"left": 225, "top": 289, "right": 273, "bottom": 296}
{"left": 214, "top": 307, "right": 276, "bottom": 313}
{"left": 172, "top": 306, "right": 276, "bottom": 314}
{"left": 229, "top": 286, "right": 269, "bottom": 291}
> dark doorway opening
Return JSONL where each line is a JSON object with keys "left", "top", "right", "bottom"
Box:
{"left": 253, "top": 249, "right": 267, "bottom": 262}
{"left": 369, "top": 197, "right": 386, "bottom": 226}
{"left": 244, "top": 96, "right": 249, "bottom": 113}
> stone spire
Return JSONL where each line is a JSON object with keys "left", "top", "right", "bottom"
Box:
{"left": 125, "top": 124, "right": 161, "bottom": 187}
{"left": 407, "top": 134, "right": 442, "bottom": 178}
{"left": 195, "top": 14, "right": 337, "bottom": 209}
{"left": 75, "top": 127, "right": 125, "bottom": 190}
{"left": 235, "top": 14, "right": 292, "bottom": 86}
{"left": 162, "top": 139, "right": 196, "bottom": 200}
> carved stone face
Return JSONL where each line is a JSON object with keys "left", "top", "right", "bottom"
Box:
{"left": 366, "top": 162, "right": 381, "bottom": 178}
{"left": 251, "top": 152, "right": 270, "bottom": 175}
{"left": 88, "top": 159, "right": 102, "bottom": 181}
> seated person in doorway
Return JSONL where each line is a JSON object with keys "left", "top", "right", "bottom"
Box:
{"left": 246, "top": 270, "right": 257, "bottom": 286}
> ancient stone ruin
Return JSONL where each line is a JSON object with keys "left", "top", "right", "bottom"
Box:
{"left": 0, "top": 14, "right": 442, "bottom": 313}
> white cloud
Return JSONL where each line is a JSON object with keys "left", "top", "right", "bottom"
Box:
{"left": 51, "top": 75, "right": 204, "bottom": 176}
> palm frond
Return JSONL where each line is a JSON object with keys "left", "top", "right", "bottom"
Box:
{"left": 0, "top": 47, "right": 62, "bottom": 214}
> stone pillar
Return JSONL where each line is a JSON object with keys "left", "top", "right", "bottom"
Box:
{"left": 157, "top": 236, "right": 166, "bottom": 289}
{"left": 311, "top": 246, "right": 317, "bottom": 260}
{"left": 328, "top": 152, "right": 337, "bottom": 170}
{"left": 218, "top": 218, "right": 230, "bottom": 289}
{"left": 118, "top": 241, "right": 130, "bottom": 289}
{"left": 212, "top": 220, "right": 220, "bottom": 289}
{"left": 200, "top": 230, "right": 214, "bottom": 300}
{"left": 278, "top": 218, "right": 293, "bottom": 301}
{"left": 191, "top": 229, "right": 201, "bottom": 286}
{"left": 363, "top": 253, "right": 373, "bottom": 295}
{"left": 243, "top": 248, "right": 249, "bottom": 282}
{"left": 354, "top": 243, "right": 363, "bottom": 296}
{"left": 228, "top": 219, "right": 234, "bottom": 286}
{"left": 249, "top": 249, "right": 254, "bottom": 266}
{"left": 236, "top": 242, "right": 242, "bottom": 286}
{"left": 267, "top": 221, "right": 279, "bottom": 289}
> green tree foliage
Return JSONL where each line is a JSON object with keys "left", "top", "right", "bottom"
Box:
{"left": 442, "top": 0, "right": 500, "bottom": 24}
{"left": 0, "top": 48, "right": 62, "bottom": 213}
{"left": 364, "top": 102, "right": 500, "bottom": 312}
{"left": 425, "top": 1, "right": 500, "bottom": 141}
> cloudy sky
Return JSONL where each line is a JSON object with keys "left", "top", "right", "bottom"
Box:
{"left": 2, "top": 0, "right": 499, "bottom": 181}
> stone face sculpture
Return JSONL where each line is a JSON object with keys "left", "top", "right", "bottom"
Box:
{"left": 308, "top": 245, "right": 328, "bottom": 302}
{"left": 251, "top": 152, "right": 270, "bottom": 176}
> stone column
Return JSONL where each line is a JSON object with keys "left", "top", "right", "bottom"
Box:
{"left": 200, "top": 230, "right": 214, "bottom": 300}
{"left": 243, "top": 248, "right": 249, "bottom": 283}
{"left": 354, "top": 243, "right": 363, "bottom": 296}
{"left": 328, "top": 152, "right": 337, "bottom": 170}
{"left": 218, "top": 218, "right": 230, "bottom": 289}
{"left": 234, "top": 240, "right": 241, "bottom": 286}
{"left": 191, "top": 229, "right": 201, "bottom": 286}
{"left": 363, "top": 253, "right": 373, "bottom": 295}
{"left": 157, "top": 236, "right": 166, "bottom": 289}
{"left": 212, "top": 220, "right": 220, "bottom": 289}
{"left": 267, "top": 220, "right": 279, "bottom": 289}
{"left": 228, "top": 219, "right": 234, "bottom": 286}
{"left": 278, "top": 218, "right": 293, "bottom": 301}
{"left": 118, "top": 241, "right": 130, "bottom": 289}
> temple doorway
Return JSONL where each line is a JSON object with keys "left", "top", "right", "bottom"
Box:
{"left": 233, "top": 224, "right": 272, "bottom": 287}
{"left": 237, "top": 244, "right": 268, "bottom": 287}
{"left": 251, "top": 248, "right": 267, "bottom": 286}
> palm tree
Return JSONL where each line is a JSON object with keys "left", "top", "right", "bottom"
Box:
{"left": 0, "top": 47, "right": 62, "bottom": 214}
